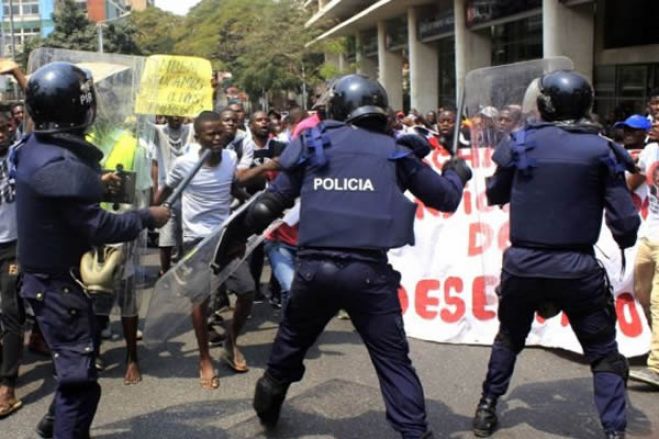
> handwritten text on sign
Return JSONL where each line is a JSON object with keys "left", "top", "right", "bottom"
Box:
{"left": 135, "top": 55, "right": 213, "bottom": 117}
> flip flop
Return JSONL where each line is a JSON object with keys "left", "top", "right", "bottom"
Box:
{"left": 221, "top": 348, "right": 249, "bottom": 373}
{"left": 199, "top": 371, "right": 220, "bottom": 390}
{"left": 0, "top": 398, "right": 23, "bottom": 418}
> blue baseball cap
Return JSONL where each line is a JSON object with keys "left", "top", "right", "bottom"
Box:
{"left": 613, "top": 114, "right": 652, "bottom": 131}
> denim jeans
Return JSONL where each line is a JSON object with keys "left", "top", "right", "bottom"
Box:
{"left": 264, "top": 241, "right": 296, "bottom": 308}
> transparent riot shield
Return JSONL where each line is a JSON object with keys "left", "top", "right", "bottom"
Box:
{"left": 143, "top": 193, "right": 285, "bottom": 348}
{"left": 28, "top": 48, "right": 154, "bottom": 319}
{"left": 461, "top": 57, "right": 574, "bottom": 279}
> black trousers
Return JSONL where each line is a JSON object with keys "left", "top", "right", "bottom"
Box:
{"left": 0, "top": 240, "right": 24, "bottom": 387}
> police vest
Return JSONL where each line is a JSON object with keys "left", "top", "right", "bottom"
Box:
{"left": 14, "top": 134, "right": 104, "bottom": 273}
{"left": 297, "top": 122, "right": 417, "bottom": 250}
{"left": 499, "top": 124, "right": 618, "bottom": 249}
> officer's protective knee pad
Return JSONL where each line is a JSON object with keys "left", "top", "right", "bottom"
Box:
{"left": 253, "top": 371, "right": 290, "bottom": 429}
{"left": 591, "top": 352, "right": 629, "bottom": 384}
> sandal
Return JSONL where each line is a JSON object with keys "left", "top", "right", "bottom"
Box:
{"left": 221, "top": 347, "right": 249, "bottom": 373}
{"left": 199, "top": 371, "right": 220, "bottom": 390}
{"left": 0, "top": 398, "right": 23, "bottom": 418}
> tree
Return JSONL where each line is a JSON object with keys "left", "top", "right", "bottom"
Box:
{"left": 102, "top": 20, "right": 143, "bottom": 55}
{"left": 128, "top": 7, "right": 184, "bottom": 55}
{"left": 171, "top": 0, "right": 330, "bottom": 104}
{"left": 43, "top": 0, "right": 96, "bottom": 51}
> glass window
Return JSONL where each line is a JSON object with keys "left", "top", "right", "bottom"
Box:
{"left": 491, "top": 15, "right": 542, "bottom": 66}
{"left": 23, "top": 3, "right": 39, "bottom": 15}
{"left": 438, "top": 37, "right": 456, "bottom": 108}
{"left": 3, "top": 4, "right": 20, "bottom": 15}
{"left": 593, "top": 63, "right": 659, "bottom": 126}
{"left": 604, "top": 0, "right": 659, "bottom": 48}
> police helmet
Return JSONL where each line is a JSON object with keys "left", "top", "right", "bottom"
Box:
{"left": 326, "top": 74, "right": 388, "bottom": 125}
{"left": 26, "top": 62, "right": 96, "bottom": 133}
{"left": 536, "top": 70, "right": 592, "bottom": 122}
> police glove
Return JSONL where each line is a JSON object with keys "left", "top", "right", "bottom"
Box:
{"left": 442, "top": 158, "right": 472, "bottom": 185}
{"left": 396, "top": 134, "right": 431, "bottom": 159}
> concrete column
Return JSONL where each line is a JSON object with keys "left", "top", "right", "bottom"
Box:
{"left": 338, "top": 52, "right": 347, "bottom": 73}
{"left": 355, "top": 32, "right": 378, "bottom": 79}
{"left": 543, "top": 0, "right": 595, "bottom": 82}
{"left": 454, "top": 0, "right": 491, "bottom": 100}
{"left": 407, "top": 7, "right": 439, "bottom": 113}
{"left": 377, "top": 20, "right": 403, "bottom": 111}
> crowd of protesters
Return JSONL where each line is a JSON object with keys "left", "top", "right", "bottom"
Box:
{"left": 0, "top": 57, "right": 658, "bottom": 435}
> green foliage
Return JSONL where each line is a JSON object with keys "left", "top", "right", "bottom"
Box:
{"left": 19, "top": 0, "right": 144, "bottom": 64}
{"left": 44, "top": 0, "right": 97, "bottom": 51}
{"left": 128, "top": 6, "right": 184, "bottom": 55}
{"left": 102, "top": 20, "right": 143, "bottom": 55}
{"left": 171, "top": 0, "right": 329, "bottom": 102}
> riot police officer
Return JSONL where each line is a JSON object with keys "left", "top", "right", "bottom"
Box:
{"left": 238, "top": 74, "right": 472, "bottom": 438}
{"left": 472, "top": 71, "right": 640, "bottom": 439}
{"left": 13, "top": 62, "right": 170, "bottom": 439}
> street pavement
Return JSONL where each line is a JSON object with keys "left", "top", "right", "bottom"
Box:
{"left": 2, "top": 258, "right": 658, "bottom": 438}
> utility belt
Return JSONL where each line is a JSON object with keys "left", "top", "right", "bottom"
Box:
{"left": 512, "top": 241, "right": 595, "bottom": 255}
{"left": 298, "top": 247, "right": 388, "bottom": 263}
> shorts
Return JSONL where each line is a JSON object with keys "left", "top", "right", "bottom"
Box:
{"left": 159, "top": 204, "right": 182, "bottom": 248}
{"left": 182, "top": 239, "right": 255, "bottom": 297}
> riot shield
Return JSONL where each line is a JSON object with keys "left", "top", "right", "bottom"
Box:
{"left": 144, "top": 193, "right": 283, "bottom": 348}
{"left": 28, "top": 48, "right": 154, "bottom": 317}
{"left": 462, "top": 57, "right": 574, "bottom": 279}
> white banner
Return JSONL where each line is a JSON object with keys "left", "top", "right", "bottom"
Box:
{"left": 390, "top": 147, "right": 651, "bottom": 358}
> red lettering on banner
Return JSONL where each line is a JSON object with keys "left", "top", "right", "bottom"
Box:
{"left": 615, "top": 292, "right": 643, "bottom": 337}
{"left": 441, "top": 277, "right": 465, "bottom": 322}
{"left": 463, "top": 190, "right": 472, "bottom": 215}
{"left": 497, "top": 221, "right": 510, "bottom": 251}
{"left": 398, "top": 285, "right": 409, "bottom": 314}
{"left": 472, "top": 276, "right": 498, "bottom": 320}
{"left": 535, "top": 314, "right": 546, "bottom": 324}
{"left": 415, "top": 279, "right": 440, "bottom": 319}
{"left": 468, "top": 223, "right": 493, "bottom": 256}
{"left": 561, "top": 312, "right": 570, "bottom": 327}
{"left": 476, "top": 191, "right": 495, "bottom": 213}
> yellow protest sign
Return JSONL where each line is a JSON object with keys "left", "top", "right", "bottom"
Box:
{"left": 135, "top": 55, "right": 213, "bottom": 117}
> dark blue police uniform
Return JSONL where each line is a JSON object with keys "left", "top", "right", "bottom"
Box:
{"left": 481, "top": 122, "right": 640, "bottom": 435}
{"left": 259, "top": 120, "right": 465, "bottom": 438}
{"left": 13, "top": 133, "right": 154, "bottom": 438}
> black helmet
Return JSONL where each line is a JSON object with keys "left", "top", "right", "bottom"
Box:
{"left": 537, "top": 70, "right": 593, "bottom": 122}
{"left": 26, "top": 62, "right": 96, "bottom": 133}
{"left": 326, "top": 74, "right": 388, "bottom": 124}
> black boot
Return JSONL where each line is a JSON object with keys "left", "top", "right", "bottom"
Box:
{"left": 473, "top": 396, "right": 498, "bottom": 437}
{"left": 253, "top": 372, "right": 290, "bottom": 429}
{"left": 36, "top": 402, "right": 55, "bottom": 438}
{"left": 604, "top": 432, "right": 625, "bottom": 439}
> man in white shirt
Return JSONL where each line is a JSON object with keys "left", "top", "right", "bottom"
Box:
{"left": 627, "top": 116, "right": 659, "bottom": 387}
{"left": 155, "top": 111, "right": 273, "bottom": 387}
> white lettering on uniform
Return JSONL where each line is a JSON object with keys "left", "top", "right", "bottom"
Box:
{"left": 312, "top": 178, "right": 375, "bottom": 192}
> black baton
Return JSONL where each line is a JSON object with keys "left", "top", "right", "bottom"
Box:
{"left": 163, "top": 148, "right": 212, "bottom": 207}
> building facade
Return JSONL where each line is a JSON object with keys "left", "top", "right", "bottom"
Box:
{"left": 308, "top": 0, "right": 659, "bottom": 124}
{"left": 0, "top": 0, "right": 55, "bottom": 57}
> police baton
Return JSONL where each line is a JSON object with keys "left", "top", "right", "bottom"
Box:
{"left": 450, "top": 86, "right": 465, "bottom": 156}
{"left": 162, "top": 148, "right": 212, "bottom": 208}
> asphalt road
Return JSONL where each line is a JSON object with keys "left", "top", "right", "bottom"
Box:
{"left": 2, "top": 259, "right": 658, "bottom": 439}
